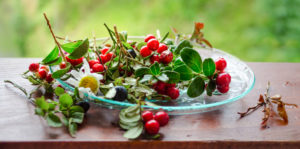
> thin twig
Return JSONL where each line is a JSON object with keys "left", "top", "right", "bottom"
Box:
{"left": 43, "top": 13, "right": 67, "bottom": 63}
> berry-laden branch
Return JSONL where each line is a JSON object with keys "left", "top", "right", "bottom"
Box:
{"left": 43, "top": 13, "right": 67, "bottom": 63}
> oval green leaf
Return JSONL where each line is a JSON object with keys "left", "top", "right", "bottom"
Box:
{"left": 123, "top": 123, "right": 143, "bottom": 139}
{"left": 135, "top": 67, "right": 151, "bottom": 77}
{"left": 203, "top": 58, "right": 216, "bottom": 77}
{"left": 180, "top": 48, "right": 202, "bottom": 73}
{"left": 187, "top": 76, "right": 205, "bottom": 97}
{"left": 46, "top": 113, "right": 62, "bottom": 127}
{"left": 68, "top": 38, "right": 89, "bottom": 59}
{"left": 174, "top": 40, "right": 193, "bottom": 55}
{"left": 42, "top": 46, "right": 59, "bottom": 64}
{"left": 150, "top": 62, "right": 160, "bottom": 75}
{"left": 163, "top": 71, "right": 180, "bottom": 83}
{"left": 61, "top": 40, "right": 83, "bottom": 54}
{"left": 174, "top": 65, "right": 193, "bottom": 81}
{"left": 52, "top": 62, "right": 71, "bottom": 79}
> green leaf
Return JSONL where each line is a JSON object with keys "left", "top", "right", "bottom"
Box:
{"left": 120, "top": 31, "right": 128, "bottom": 42}
{"left": 52, "top": 62, "right": 71, "bottom": 79}
{"left": 180, "top": 48, "right": 202, "bottom": 73}
{"left": 35, "top": 96, "right": 49, "bottom": 111}
{"left": 139, "top": 75, "right": 153, "bottom": 83}
{"left": 206, "top": 79, "right": 216, "bottom": 96}
{"left": 105, "top": 88, "right": 117, "bottom": 99}
{"left": 70, "top": 112, "right": 84, "bottom": 123}
{"left": 35, "top": 108, "right": 44, "bottom": 116}
{"left": 42, "top": 46, "right": 59, "bottom": 64}
{"left": 203, "top": 58, "right": 216, "bottom": 77}
{"left": 157, "top": 73, "right": 169, "bottom": 82}
{"left": 46, "top": 113, "right": 62, "bottom": 127}
{"left": 187, "top": 76, "right": 205, "bottom": 97}
{"left": 174, "top": 65, "right": 193, "bottom": 81}
{"left": 54, "top": 87, "right": 65, "bottom": 96}
{"left": 48, "top": 102, "right": 56, "bottom": 111}
{"left": 70, "top": 105, "right": 84, "bottom": 115}
{"left": 135, "top": 67, "right": 151, "bottom": 77}
{"left": 27, "top": 76, "right": 40, "bottom": 85}
{"left": 174, "top": 58, "right": 185, "bottom": 68}
{"left": 160, "top": 32, "right": 169, "bottom": 43}
{"left": 163, "top": 71, "right": 180, "bottom": 83}
{"left": 68, "top": 120, "right": 77, "bottom": 137}
{"left": 150, "top": 62, "right": 160, "bottom": 75}
{"left": 59, "top": 93, "right": 73, "bottom": 108}
{"left": 123, "top": 123, "right": 143, "bottom": 139}
{"left": 67, "top": 38, "right": 89, "bottom": 59}
{"left": 61, "top": 40, "right": 83, "bottom": 53}
{"left": 137, "top": 42, "right": 147, "bottom": 50}
{"left": 174, "top": 40, "right": 193, "bottom": 55}
{"left": 47, "top": 57, "right": 62, "bottom": 66}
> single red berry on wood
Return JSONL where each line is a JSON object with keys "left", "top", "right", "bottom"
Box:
{"left": 159, "top": 51, "right": 173, "bottom": 65}
{"left": 150, "top": 55, "right": 160, "bottom": 64}
{"left": 101, "top": 48, "right": 109, "bottom": 54}
{"left": 88, "top": 60, "right": 99, "bottom": 68}
{"left": 147, "top": 39, "right": 159, "bottom": 51}
{"left": 140, "top": 46, "right": 152, "bottom": 57}
{"left": 217, "top": 84, "right": 229, "bottom": 93}
{"left": 29, "top": 63, "right": 39, "bottom": 72}
{"left": 145, "top": 119, "right": 160, "bottom": 135}
{"left": 59, "top": 62, "right": 66, "bottom": 69}
{"left": 144, "top": 34, "right": 156, "bottom": 42}
{"left": 215, "top": 58, "right": 227, "bottom": 71}
{"left": 46, "top": 74, "right": 54, "bottom": 83}
{"left": 157, "top": 44, "right": 168, "bottom": 54}
{"left": 167, "top": 87, "right": 180, "bottom": 99}
{"left": 142, "top": 111, "right": 154, "bottom": 122}
{"left": 38, "top": 69, "right": 47, "bottom": 79}
{"left": 92, "top": 64, "right": 104, "bottom": 72}
{"left": 216, "top": 72, "right": 231, "bottom": 86}
{"left": 154, "top": 111, "right": 169, "bottom": 126}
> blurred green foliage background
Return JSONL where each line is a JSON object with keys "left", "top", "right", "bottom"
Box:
{"left": 1, "top": 0, "right": 300, "bottom": 62}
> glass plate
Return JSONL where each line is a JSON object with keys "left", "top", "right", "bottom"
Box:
{"left": 53, "top": 36, "right": 255, "bottom": 115}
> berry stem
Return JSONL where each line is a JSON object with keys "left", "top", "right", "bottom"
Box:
{"left": 92, "top": 32, "right": 107, "bottom": 73}
{"left": 43, "top": 13, "right": 67, "bottom": 63}
{"left": 124, "top": 56, "right": 146, "bottom": 66}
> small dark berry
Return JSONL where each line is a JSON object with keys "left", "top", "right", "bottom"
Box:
{"left": 77, "top": 101, "right": 90, "bottom": 113}
{"left": 113, "top": 86, "right": 128, "bottom": 101}
{"left": 127, "top": 49, "right": 136, "bottom": 58}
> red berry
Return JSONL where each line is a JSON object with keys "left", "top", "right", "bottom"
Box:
{"left": 29, "top": 63, "right": 39, "bottom": 72}
{"left": 46, "top": 74, "right": 54, "bottom": 83}
{"left": 101, "top": 48, "right": 109, "bottom": 54}
{"left": 60, "top": 62, "right": 66, "bottom": 69}
{"left": 157, "top": 44, "right": 168, "bottom": 54}
{"left": 195, "top": 22, "right": 204, "bottom": 30}
{"left": 159, "top": 51, "right": 173, "bottom": 64}
{"left": 66, "top": 56, "right": 83, "bottom": 66}
{"left": 150, "top": 55, "right": 160, "bottom": 64}
{"left": 92, "top": 64, "right": 104, "bottom": 72}
{"left": 38, "top": 69, "right": 47, "bottom": 79}
{"left": 165, "top": 83, "right": 176, "bottom": 88}
{"left": 140, "top": 46, "right": 152, "bottom": 57}
{"left": 154, "top": 111, "right": 169, "bottom": 126}
{"left": 216, "top": 73, "right": 231, "bottom": 86}
{"left": 215, "top": 58, "right": 227, "bottom": 71}
{"left": 88, "top": 60, "right": 99, "bottom": 68}
{"left": 167, "top": 87, "right": 180, "bottom": 99}
{"left": 217, "top": 84, "right": 229, "bottom": 93}
{"left": 147, "top": 39, "right": 159, "bottom": 51}
{"left": 40, "top": 66, "right": 49, "bottom": 72}
{"left": 99, "top": 55, "right": 108, "bottom": 64}
{"left": 144, "top": 34, "right": 156, "bottom": 42}
{"left": 142, "top": 111, "right": 154, "bottom": 122}
{"left": 153, "top": 81, "right": 167, "bottom": 94}
{"left": 106, "top": 52, "right": 115, "bottom": 61}
{"left": 145, "top": 119, "right": 160, "bottom": 135}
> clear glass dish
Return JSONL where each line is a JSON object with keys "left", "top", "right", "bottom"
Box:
{"left": 53, "top": 36, "right": 255, "bottom": 115}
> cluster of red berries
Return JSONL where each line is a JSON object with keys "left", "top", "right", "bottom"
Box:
{"left": 140, "top": 35, "right": 173, "bottom": 65}
{"left": 88, "top": 48, "right": 115, "bottom": 73}
{"left": 142, "top": 111, "right": 169, "bottom": 135}
{"left": 215, "top": 58, "right": 231, "bottom": 93}
{"left": 152, "top": 81, "right": 180, "bottom": 99}
{"left": 28, "top": 63, "right": 53, "bottom": 83}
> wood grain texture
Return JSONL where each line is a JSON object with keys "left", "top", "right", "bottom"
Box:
{"left": 0, "top": 58, "right": 300, "bottom": 149}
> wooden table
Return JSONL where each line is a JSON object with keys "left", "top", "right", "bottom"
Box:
{"left": 0, "top": 58, "right": 300, "bottom": 149}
